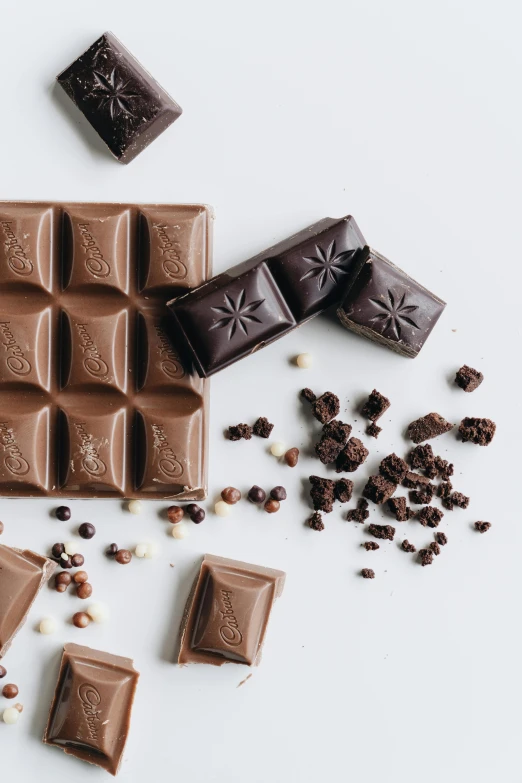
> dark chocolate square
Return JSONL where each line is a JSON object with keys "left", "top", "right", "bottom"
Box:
{"left": 57, "top": 32, "right": 182, "bottom": 163}
{"left": 337, "top": 248, "right": 445, "bottom": 357}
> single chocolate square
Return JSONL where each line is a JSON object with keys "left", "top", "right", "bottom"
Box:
{"left": 337, "top": 248, "right": 446, "bottom": 357}
{"left": 57, "top": 32, "right": 182, "bottom": 163}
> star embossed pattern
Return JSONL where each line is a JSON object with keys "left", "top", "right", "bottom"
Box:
{"left": 209, "top": 290, "right": 264, "bottom": 340}
{"left": 300, "top": 240, "right": 355, "bottom": 289}
{"left": 368, "top": 289, "right": 420, "bottom": 340}
{"left": 90, "top": 68, "right": 139, "bottom": 119}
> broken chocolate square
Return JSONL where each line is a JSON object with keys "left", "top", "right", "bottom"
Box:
{"left": 366, "top": 422, "right": 382, "bottom": 438}
{"left": 363, "top": 475, "right": 397, "bottom": 505}
{"left": 455, "top": 365, "right": 483, "bottom": 393}
{"left": 312, "top": 392, "right": 340, "bottom": 424}
{"left": 335, "top": 437, "right": 369, "bottom": 473}
{"left": 309, "top": 476, "right": 335, "bottom": 513}
{"left": 253, "top": 417, "right": 274, "bottom": 438}
{"left": 228, "top": 423, "right": 253, "bottom": 441}
{"left": 368, "top": 523, "right": 396, "bottom": 541}
{"left": 315, "top": 420, "right": 352, "bottom": 463}
{"left": 406, "top": 413, "right": 453, "bottom": 443}
{"left": 334, "top": 478, "right": 354, "bottom": 503}
{"left": 458, "top": 417, "right": 496, "bottom": 446}
{"left": 322, "top": 420, "right": 352, "bottom": 444}
{"left": 361, "top": 389, "right": 390, "bottom": 421}
{"left": 387, "top": 496, "right": 411, "bottom": 522}
{"left": 419, "top": 548, "right": 434, "bottom": 566}
{"left": 379, "top": 453, "right": 408, "bottom": 484}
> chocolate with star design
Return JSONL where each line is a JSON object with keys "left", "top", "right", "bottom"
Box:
{"left": 57, "top": 32, "right": 182, "bottom": 163}
{"left": 337, "top": 247, "right": 446, "bottom": 357}
{"left": 168, "top": 216, "right": 365, "bottom": 376}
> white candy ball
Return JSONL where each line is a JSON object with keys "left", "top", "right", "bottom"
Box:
{"left": 270, "top": 442, "right": 286, "bottom": 458}
{"left": 64, "top": 540, "right": 80, "bottom": 556}
{"left": 135, "top": 543, "right": 148, "bottom": 558}
{"left": 214, "top": 500, "right": 231, "bottom": 517}
{"left": 87, "top": 602, "right": 110, "bottom": 624}
{"left": 171, "top": 522, "right": 189, "bottom": 539}
{"left": 2, "top": 707, "right": 19, "bottom": 725}
{"left": 39, "top": 617, "right": 57, "bottom": 635}
{"left": 296, "top": 352, "right": 313, "bottom": 369}
{"left": 144, "top": 542, "right": 158, "bottom": 559}
{"left": 127, "top": 500, "right": 142, "bottom": 515}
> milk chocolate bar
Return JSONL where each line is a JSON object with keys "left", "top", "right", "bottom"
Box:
{"left": 43, "top": 644, "right": 139, "bottom": 776}
{"left": 168, "top": 215, "right": 365, "bottom": 376}
{"left": 179, "top": 554, "right": 286, "bottom": 666}
{"left": 0, "top": 544, "right": 56, "bottom": 658}
{"left": 0, "top": 201, "right": 211, "bottom": 499}
{"left": 57, "top": 32, "right": 182, "bottom": 163}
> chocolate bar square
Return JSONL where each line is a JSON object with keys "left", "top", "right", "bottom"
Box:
{"left": 337, "top": 248, "right": 446, "bottom": 357}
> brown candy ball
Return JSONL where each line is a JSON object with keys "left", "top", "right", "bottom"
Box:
{"left": 270, "top": 486, "right": 287, "bottom": 501}
{"left": 72, "top": 612, "right": 90, "bottom": 629}
{"left": 264, "top": 498, "right": 280, "bottom": 514}
{"left": 284, "top": 447, "right": 299, "bottom": 467}
{"left": 115, "top": 549, "right": 132, "bottom": 565}
{"left": 51, "top": 542, "right": 65, "bottom": 559}
{"left": 167, "top": 505, "right": 184, "bottom": 524}
{"left": 221, "top": 487, "right": 241, "bottom": 505}
{"left": 78, "top": 522, "right": 96, "bottom": 539}
{"left": 77, "top": 582, "right": 93, "bottom": 600}
{"left": 248, "top": 485, "right": 266, "bottom": 504}
{"left": 106, "top": 543, "right": 118, "bottom": 557}
{"left": 55, "top": 506, "right": 71, "bottom": 521}
{"left": 73, "top": 570, "right": 88, "bottom": 584}
{"left": 2, "top": 683, "right": 18, "bottom": 699}
{"left": 0, "top": 665, "right": 6, "bottom": 678}
{"left": 56, "top": 572, "right": 72, "bottom": 587}
{"left": 0, "top": 521, "right": 4, "bottom": 535}
{"left": 71, "top": 553, "right": 84, "bottom": 568}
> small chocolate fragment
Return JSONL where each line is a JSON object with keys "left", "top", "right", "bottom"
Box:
{"left": 418, "top": 506, "right": 444, "bottom": 528}
{"left": 363, "top": 476, "right": 397, "bottom": 505}
{"left": 387, "top": 497, "right": 411, "bottom": 522}
{"left": 451, "top": 492, "right": 470, "bottom": 509}
{"left": 361, "top": 568, "right": 375, "bottom": 579}
{"left": 434, "top": 456, "right": 454, "bottom": 481}
{"left": 312, "top": 392, "right": 340, "bottom": 425}
{"left": 475, "top": 521, "right": 492, "bottom": 533}
{"left": 366, "top": 422, "right": 382, "bottom": 438}
{"left": 402, "top": 471, "right": 431, "bottom": 489}
{"left": 410, "top": 484, "right": 435, "bottom": 505}
{"left": 346, "top": 498, "right": 369, "bottom": 522}
{"left": 368, "top": 523, "right": 396, "bottom": 541}
{"left": 336, "top": 437, "right": 369, "bottom": 473}
{"left": 438, "top": 481, "right": 453, "bottom": 499}
{"left": 308, "top": 512, "right": 324, "bottom": 531}
{"left": 459, "top": 417, "right": 496, "bottom": 446}
{"left": 419, "top": 548, "right": 434, "bottom": 566}
{"left": 407, "top": 413, "right": 453, "bottom": 443}
{"left": 379, "top": 453, "right": 408, "bottom": 484}
{"left": 435, "top": 532, "right": 448, "bottom": 546}
{"left": 323, "top": 420, "right": 352, "bottom": 444}
{"left": 43, "top": 643, "right": 139, "bottom": 774}
{"left": 409, "top": 444, "right": 435, "bottom": 471}
{"left": 178, "top": 554, "right": 285, "bottom": 666}
{"left": 455, "top": 365, "right": 483, "bottom": 393}
{"left": 228, "top": 424, "right": 253, "bottom": 441}
{"left": 334, "top": 478, "right": 354, "bottom": 503}
{"left": 301, "top": 388, "right": 317, "bottom": 403}
{"left": 361, "top": 389, "right": 390, "bottom": 421}
{"left": 248, "top": 486, "right": 266, "bottom": 504}
{"left": 401, "top": 540, "right": 416, "bottom": 553}
{"left": 363, "top": 541, "right": 380, "bottom": 551}
{"left": 429, "top": 542, "right": 441, "bottom": 556}
{"left": 315, "top": 437, "right": 344, "bottom": 465}
{"left": 253, "top": 417, "right": 274, "bottom": 438}
{"left": 309, "top": 476, "right": 335, "bottom": 513}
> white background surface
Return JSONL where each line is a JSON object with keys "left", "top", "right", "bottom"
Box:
{"left": 0, "top": 1, "right": 521, "bottom": 780}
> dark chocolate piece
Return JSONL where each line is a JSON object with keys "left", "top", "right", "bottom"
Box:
{"left": 455, "top": 365, "right": 483, "bottom": 393}
{"left": 401, "top": 540, "right": 416, "bottom": 553}
{"left": 169, "top": 216, "right": 365, "bottom": 376}
{"left": 458, "top": 417, "right": 496, "bottom": 446}
{"left": 409, "top": 444, "right": 435, "bottom": 470}
{"left": 311, "top": 392, "right": 340, "bottom": 424}
{"left": 43, "top": 643, "right": 139, "bottom": 775}
{"left": 387, "top": 496, "right": 411, "bottom": 522}
{"left": 363, "top": 475, "right": 397, "bottom": 505}
{"left": 435, "top": 532, "right": 448, "bottom": 546}
{"left": 334, "top": 478, "right": 354, "bottom": 503}
{"left": 309, "top": 475, "right": 335, "bottom": 513}
{"left": 335, "top": 437, "right": 369, "bottom": 473}
{"left": 419, "top": 548, "right": 434, "bottom": 566}
{"left": 0, "top": 545, "right": 56, "bottom": 657}
{"left": 434, "top": 456, "right": 454, "bottom": 481}
{"left": 322, "top": 420, "right": 352, "bottom": 444}
{"left": 228, "top": 423, "right": 253, "bottom": 441}
{"left": 403, "top": 471, "right": 431, "bottom": 489}
{"left": 438, "top": 480, "right": 453, "bottom": 499}
{"left": 301, "top": 387, "right": 317, "bottom": 403}
{"left": 379, "top": 453, "right": 408, "bottom": 484}
{"left": 366, "top": 422, "right": 382, "bottom": 438}
{"left": 474, "top": 521, "right": 492, "bottom": 533}
{"left": 443, "top": 491, "right": 469, "bottom": 511}
{"left": 418, "top": 506, "right": 444, "bottom": 528}
{"left": 337, "top": 247, "right": 446, "bottom": 357}
{"left": 252, "top": 417, "right": 274, "bottom": 438}
{"left": 346, "top": 498, "right": 369, "bottom": 522}
{"left": 361, "top": 568, "right": 375, "bottom": 579}
{"left": 308, "top": 512, "right": 324, "bottom": 531}
{"left": 178, "top": 554, "right": 285, "bottom": 666}
{"left": 361, "top": 389, "right": 390, "bottom": 421}
{"left": 363, "top": 541, "right": 379, "bottom": 551}
{"left": 410, "top": 484, "right": 435, "bottom": 505}
{"left": 368, "top": 523, "right": 396, "bottom": 541}
{"left": 429, "top": 541, "right": 441, "bottom": 556}
{"left": 315, "top": 437, "right": 343, "bottom": 465}
{"left": 57, "top": 32, "right": 182, "bottom": 164}
{"left": 407, "top": 413, "right": 454, "bottom": 443}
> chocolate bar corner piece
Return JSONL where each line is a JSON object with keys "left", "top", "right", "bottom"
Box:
{"left": 179, "top": 554, "right": 286, "bottom": 666}
{"left": 337, "top": 248, "right": 446, "bottom": 357}
{"left": 0, "top": 545, "right": 56, "bottom": 658}
{"left": 57, "top": 32, "right": 182, "bottom": 163}
{"left": 43, "top": 643, "right": 139, "bottom": 776}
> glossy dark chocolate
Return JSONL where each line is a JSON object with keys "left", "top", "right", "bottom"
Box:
{"left": 337, "top": 247, "right": 446, "bottom": 357}
{"left": 0, "top": 201, "right": 212, "bottom": 499}
{"left": 43, "top": 644, "right": 139, "bottom": 776}
{"left": 57, "top": 32, "right": 182, "bottom": 163}
{"left": 168, "top": 215, "right": 365, "bottom": 376}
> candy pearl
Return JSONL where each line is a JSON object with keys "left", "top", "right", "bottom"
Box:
{"left": 2, "top": 707, "right": 19, "bottom": 724}
{"left": 135, "top": 543, "right": 148, "bottom": 558}
{"left": 144, "top": 543, "right": 157, "bottom": 559}
{"left": 296, "top": 352, "right": 313, "bottom": 369}
{"left": 64, "top": 540, "right": 80, "bottom": 556}
{"left": 171, "top": 522, "right": 189, "bottom": 539}
{"left": 39, "top": 618, "right": 57, "bottom": 635}
{"left": 86, "top": 603, "right": 109, "bottom": 624}
{"left": 127, "top": 500, "right": 142, "bottom": 515}
{"left": 214, "top": 500, "right": 231, "bottom": 518}
{"left": 270, "top": 442, "right": 286, "bottom": 457}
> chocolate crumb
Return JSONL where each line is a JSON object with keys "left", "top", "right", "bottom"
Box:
{"left": 410, "top": 484, "right": 435, "bottom": 505}
{"left": 418, "top": 506, "right": 444, "bottom": 528}
{"left": 455, "top": 365, "right": 484, "bottom": 393}
{"left": 334, "top": 478, "right": 354, "bottom": 503}
{"left": 407, "top": 413, "right": 453, "bottom": 443}
{"left": 419, "top": 548, "right": 434, "bottom": 566}
{"left": 438, "top": 480, "right": 453, "bottom": 499}
{"left": 403, "top": 471, "right": 431, "bottom": 489}
{"left": 429, "top": 541, "right": 441, "bottom": 556}
{"left": 322, "top": 420, "right": 352, "bottom": 444}
{"left": 346, "top": 498, "right": 369, "bottom": 522}
{"left": 336, "top": 437, "right": 369, "bottom": 473}
{"left": 435, "top": 532, "right": 448, "bottom": 546}
{"left": 362, "top": 389, "right": 390, "bottom": 422}
{"left": 401, "top": 539, "right": 417, "bottom": 553}
{"left": 474, "top": 521, "right": 492, "bottom": 533}
{"left": 379, "top": 453, "right": 408, "bottom": 484}
{"left": 301, "top": 387, "right": 317, "bottom": 403}
{"left": 312, "top": 392, "right": 340, "bottom": 424}
{"left": 444, "top": 491, "right": 470, "bottom": 511}
{"left": 308, "top": 512, "right": 325, "bottom": 531}
{"left": 409, "top": 444, "right": 435, "bottom": 470}
{"left": 253, "top": 417, "right": 274, "bottom": 438}
{"left": 363, "top": 541, "right": 380, "bottom": 551}
{"left": 309, "top": 475, "right": 335, "bottom": 513}
{"left": 363, "top": 475, "right": 397, "bottom": 505}
{"left": 387, "top": 496, "right": 411, "bottom": 522}
{"left": 315, "top": 437, "right": 344, "bottom": 464}
{"left": 459, "top": 417, "right": 496, "bottom": 446}
{"left": 434, "top": 456, "right": 454, "bottom": 481}
{"left": 368, "top": 523, "right": 396, "bottom": 541}
{"left": 228, "top": 423, "right": 253, "bottom": 441}
{"left": 361, "top": 568, "right": 375, "bottom": 579}
{"left": 366, "top": 422, "right": 382, "bottom": 438}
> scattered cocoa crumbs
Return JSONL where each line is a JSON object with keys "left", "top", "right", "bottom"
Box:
{"left": 409, "top": 484, "right": 435, "bottom": 505}
{"left": 315, "top": 437, "right": 344, "bottom": 464}
{"left": 368, "top": 523, "right": 396, "bottom": 541}
{"left": 387, "top": 496, "right": 411, "bottom": 522}
{"left": 459, "top": 417, "right": 496, "bottom": 446}
{"left": 363, "top": 541, "right": 380, "bottom": 551}
{"left": 474, "top": 521, "right": 492, "bottom": 533}
{"left": 346, "top": 498, "right": 369, "bottom": 522}
{"left": 438, "top": 480, "right": 453, "bottom": 499}
{"left": 322, "top": 420, "right": 352, "bottom": 444}
{"left": 434, "top": 456, "right": 454, "bottom": 481}
{"left": 363, "top": 475, "right": 397, "bottom": 505}
{"left": 309, "top": 476, "right": 335, "bottom": 513}
{"left": 403, "top": 471, "right": 431, "bottom": 489}
{"left": 312, "top": 392, "right": 340, "bottom": 424}
{"left": 435, "top": 532, "right": 448, "bottom": 546}
{"left": 379, "top": 453, "right": 408, "bottom": 484}
{"left": 425, "top": 463, "right": 438, "bottom": 480}
{"left": 401, "top": 540, "right": 417, "bottom": 553}
{"left": 336, "top": 437, "right": 369, "bottom": 473}
{"left": 361, "top": 568, "right": 375, "bottom": 579}
{"left": 419, "top": 548, "right": 434, "bottom": 566}
{"left": 418, "top": 506, "right": 444, "bottom": 528}
{"left": 334, "top": 478, "right": 354, "bottom": 503}
{"left": 429, "top": 541, "right": 441, "bottom": 556}
{"left": 367, "top": 422, "right": 382, "bottom": 438}
{"left": 409, "top": 444, "right": 434, "bottom": 471}
{"left": 446, "top": 491, "right": 470, "bottom": 510}
{"left": 227, "top": 423, "right": 253, "bottom": 441}
{"left": 301, "top": 387, "right": 317, "bottom": 403}
{"left": 455, "top": 365, "right": 483, "bottom": 393}
{"left": 253, "top": 417, "right": 274, "bottom": 438}
{"left": 406, "top": 413, "right": 453, "bottom": 443}
{"left": 308, "top": 512, "right": 325, "bottom": 531}
{"left": 362, "top": 389, "right": 390, "bottom": 421}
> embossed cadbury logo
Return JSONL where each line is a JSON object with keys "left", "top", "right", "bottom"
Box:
{"left": 152, "top": 223, "right": 188, "bottom": 280}
{"left": 368, "top": 289, "right": 420, "bottom": 341}
{"left": 1, "top": 221, "right": 33, "bottom": 276}
{"left": 75, "top": 324, "right": 110, "bottom": 382}
{"left": 218, "top": 590, "right": 243, "bottom": 647}
{"left": 209, "top": 290, "right": 264, "bottom": 340}
{"left": 0, "top": 322, "right": 32, "bottom": 376}
{"left": 151, "top": 424, "right": 183, "bottom": 479}
{"left": 90, "top": 68, "right": 139, "bottom": 119}
{"left": 77, "top": 224, "right": 111, "bottom": 278}
{"left": 300, "top": 239, "right": 355, "bottom": 289}
{"left": 74, "top": 422, "right": 107, "bottom": 477}
{"left": 78, "top": 683, "right": 102, "bottom": 741}
{"left": 0, "top": 422, "right": 30, "bottom": 476}
{"left": 154, "top": 325, "right": 185, "bottom": 379}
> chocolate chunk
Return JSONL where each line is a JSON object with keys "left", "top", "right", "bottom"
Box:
{"left": 419, "top": 548, "right": 434, "bottom": 566}
{"left": 178, "top": 554, "right": 285, "bottom": 666}
{"left": 334, "top": 478, "right": 354, "bottom": 503}
{"left": 346, "top": 498, "right": 370, "bottom": 522}
{"left": 435, "top": 532, "right": 448, "bottom": 546}
{"left": 402, "top": 471, "right": 432, "bottom": 489}
{"left": 252, "top": 417, "right": 274, "bottom": 438}
{"left": 312, "top": 392, "right": 340, "bottom": 424}
{"left": 459, "top": 417, "right": 496, "bottom": 446}
{"left": 474, "top": 521, "right": 492, "bottom": 533}
{"left": 322, "top": 420, "right": 352, "bottom": 444}
{"left": 455, "top": 365, "right": 483, "bottom": 393}
{"left": 366, "top": 422, "right": 382, "bottom": 438}
{"left": 228, "top": 423, "right": 253, "bottom": 441}
{"left": 434, "top": 456, "right": 454, "bottom": 481}
{"left": 368, "top": 523, "right": 396, "bottom": 541}
{"left": 410, "top": 484, "right": 435, "bottom": 505}
{"left": 407, "top": 413, "right": 454, "bottom": 443}
{"left": 337, "top": 247, "right": 446, "bottom": 357}
{"left": 361, "top": 568, "right": 375, "bottom": 579}
{"left": 336, "top": 437, "right": 369, "bottom": 473}
{"left": 418, "top": 506, "right": 444, "bottom": 528}
{"left": 409, "top": 444, "right": 435, "bottom": 470}
{"left": 379, "top": 453, "right": 408, "bottom": 484}
{"left": 301, "top": 387, "right": 317, "bottom": 403}
{"left": 361, "top": 389, "right": 390, "bottom": 421}
{"left": 315, "top": 437, "right": 344, "bottom": 465}
{"left": 429, "top": 542, "right": 441, "bottom": 556}
{"left": 401, "top": 540, "right": 417, "bottom": 553}
{"left": 309, "top": 476, "right": 336, "bottom": 513}
{"left": 363, "top": 542, "right": 380, "bottom": 551}
{"left": 57, "top": 33, "right": 182, "bottom": 164}
{"left": 450, "top": 491, "right": 470, "bottom": 509}
{"left": 308, "top": 512, "right": 325, "bottom": 531}
{"left": 387, "top": 496, "right": 411, "bottom": 522}
{"left": 438, "top": 480, "right": 453, "bottom": 499}
{"left": 363, "top": 475, "right": 397, "bottom": 505}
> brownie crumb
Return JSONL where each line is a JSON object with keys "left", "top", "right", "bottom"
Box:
{"left": 301, "top": 387, "right": 317, "bottom": 403}
{"left": 438, "top": 480, "right": 453, "bottom": 499}
{"left": 434, "top": 456, "right": 454, "bottom": 481}
{"left": 368, "top": 523, "right": 396, "bottom": 541}
{"left": 336, "top": 437, "right": 369, "bottom": 473}
{"left": 387, "top": 496, "right": 411, "bottom": 522}
{"left": 459, "top": 417, "right": 496, "bottom": 446}
{"left": 407, "top": 413, "right": 453, "bottom": 443}
{"left": 380, "top": 453, "right": 408, "bottom": 484}
{"left": 410, "top": 484, "right": 435, "bottom": 505}
{"left": 362, "top": 389, "right": 390, "bottom": 422}
{"left": 444, "top": 491, "right": 470, "bottom": 511}
{"left": 363, "top": 541, "right": 380, "bottom": 551}
{"left": 334, "top": 478, "right": 354, "bottom": 503}
{"left": 401, "top": 539, "right": 417, "bottom": 553}
{"left": 308, "top": 512, "right": 325, "bottom": 531}
{"left": 228, "top": 423, "right": 253, "bottom": 441}
{"left": 474, "top": 521, "right": 492, "bottom": 533}
{"left": 312, "top": 392, "right": 340, "bottom": 424}
{"left": 309, "top": 475, "right": 335, "bottom": 513}
{"left": 409, "top": 444, "right": 434, "bottom": 470}
{"left": 361, "top": 568, "right": 375, "bottom": 579}
{"left": 315, "top": 437, "right": 344, "bottom": 464}
{"left": 435, "top": 532, "right": 448, "bottom": 546}
{"left": 455, "top": 365, "right": 484, "bottom": 393}
{"left": 403, "top": 471, "right": 431, "bottom": 489}
{"left": 252, "top": 417, "right": 274, "bottom": 438}
{"left": 367, "top": 422, "right": 382, "bottom": 438}
{"left": 322, "top": 420, "right": 352, "bottom": 445}
{"left": 419, "top": 548, "right": 434, "bottom": 566}
{"left": 418, "top": 506, "right": 444, "bottom": 528}
{"left": 429, "top": 541, "right": 441, "bottom": 556}
{"left": 346, "top": 498, "right": 369, "bottom": 523}
{"left": 363, "top": 475, "right": 397, "bottom": 505}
